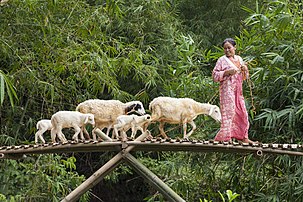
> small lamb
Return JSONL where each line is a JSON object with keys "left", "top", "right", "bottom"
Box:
{"left": 113, "top": 114, "right": 152, "bottom": 141}
{"left": 35, "top": 119, "right": 52, "bottom": 144}
{"left": 50, "top": 111, "right": 95, "bottom": 143}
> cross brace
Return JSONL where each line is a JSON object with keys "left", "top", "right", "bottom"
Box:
{"left": 61, "top": 129, "right": 185, "bottom": 202}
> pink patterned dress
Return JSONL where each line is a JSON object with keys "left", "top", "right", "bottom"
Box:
{"left": 212, "top": 55, "right": 249, "bottom": 141}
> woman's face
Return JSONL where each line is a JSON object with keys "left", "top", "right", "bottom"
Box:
{"left": 223, "top": 42, "right": 236, "bottom": 57}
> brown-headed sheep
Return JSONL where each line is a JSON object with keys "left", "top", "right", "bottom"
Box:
{"left": 76, "top": 99, "right": 146, "bottom": 141}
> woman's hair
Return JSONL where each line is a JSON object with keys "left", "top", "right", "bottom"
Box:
{"left": 222, "top": 38, "right": 236, "bottom": 47}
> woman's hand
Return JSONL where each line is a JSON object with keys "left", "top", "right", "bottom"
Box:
{"left": 240, "top": 64, "right": 248, "bottom": 72}
{"left": 241, "top": 64, "right": 249, "bottom": 80}
{"left": 224, "top": 68, "right": 238, "bottom": 76}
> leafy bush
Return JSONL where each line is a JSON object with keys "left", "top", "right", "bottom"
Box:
{"left": 0, "top": 154, "right": 89, "bottom": 202}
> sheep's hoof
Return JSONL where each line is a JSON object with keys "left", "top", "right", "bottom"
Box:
{"left": 143, "top": 135, "right": 152, "bottom": 141}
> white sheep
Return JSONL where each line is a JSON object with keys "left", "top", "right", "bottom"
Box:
{"left": 50, "top": 111, "right": 95, "bottom": 143}
{"left": 35, "top": 119, "right": 52, "bottom": 144}
{"left": 113, "top": 114, "right": 152, "bottom": 141}
{"left": 76, "top": 99, "right": 146, "bottom": 141}
{"left": 149, "top": 96, "right": 221, "bottom": 139}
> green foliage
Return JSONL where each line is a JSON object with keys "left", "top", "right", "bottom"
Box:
{"left": 0, "top": 70, "right": 17, "bottom": 107}
{"left": 0, "top": 154, "right": 88, "bottom": 202}
{"left": 201, "top": 190, "right": 240, "bottom": 202}
{"left": 239, "top": 0, "right": 303, "bottom": 143}
{"left": 0, "top": 0, "right": 303, "bottom": 201}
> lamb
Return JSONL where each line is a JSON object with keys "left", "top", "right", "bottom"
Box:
{"left": 35, "top": 119, "right": 52, "bottom": 144}
{"left": 113, "top": 114, "right": 152, "bottom": 141}
{"left": 76, "top": 99, "right": 146, "bottom": 141}
{"left": 50, "top": 111, "right": 95, "bottom": 143}
{"left": 149, "top": 96, "right": 221, "bottom": 139}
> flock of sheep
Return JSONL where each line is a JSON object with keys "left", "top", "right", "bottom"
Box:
{"left": 34, "top": 96, "right": 222, "bottom": 144}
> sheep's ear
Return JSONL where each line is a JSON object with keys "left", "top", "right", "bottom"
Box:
{"left": 126, "top": 104, "right": 136, "bottom": 114}
{"left": 208, "top": 107, "right": 214, "bottom": 115}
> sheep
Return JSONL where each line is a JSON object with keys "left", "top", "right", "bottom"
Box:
{"left": 113, "top": 114, "right": 152, "bottom": 141}
{"left": 149, "top": 96, "right": 221, "bottom": 139}
{"left": 76, "top": 99, "right": 146, "bottom": 141}
{"left": 50, "top": 111, "right": 95, "bottom": 143}
{"left": 35, "top": 119, "right": 52, "bottom": 144}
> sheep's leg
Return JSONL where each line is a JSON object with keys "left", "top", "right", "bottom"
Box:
{"left": 182, "top": 122, "right": 187, "bottom": 139}
{"left": 79, "top": 129, "right": 85, "bottom": 141}
{"left": 121, "top": 130, "right": 127, "bottom": 141}
{"left": 35, "top": 129, "right": 46, "bottom": 144}
{"left": 143, "top": 122, "right": 150, "bottom": 132}
{"left": 92, "top": 128, "right": 98, "bottom": 141}
{"left": 82, "top": 126, "right": 91, "bottom": 140}
{"left": 186, "top": 120, "right": 196, "bottom": 138}
{"left": 159, "top": 122, "right": 168, "bottom": 139}
{"left": 72, "top": 126, "right": 81, "bottom": 142}
{"left": 51, "top": 128, "right": 57, "bottom": 143}
{"left": 111, "top": 128, "right": 117, "bottom": 139}
{"left": 106, "top": 124, "right": 113, "bottom": 136}
{"left": 113, "top": 120, "right": 126, "bottom": 139}
{"left": 132, "top": 126, "right": 144, "bottom": 139}
{"left": 113, "top": 124, "right": 121, "bottom": 140}
{"left": 58, "top": 130, "right": 68, "bottom": 143}
{"left": 61, "top": 133, "right": 68, "bottom": 142}
{"left": 130, "top": 123, "right": 135, "bottom": 139}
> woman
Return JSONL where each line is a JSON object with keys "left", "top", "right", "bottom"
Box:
{"left": 212, "top": 38, "right": 256, "bottom": 143}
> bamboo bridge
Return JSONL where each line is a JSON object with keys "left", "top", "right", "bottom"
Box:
{"left": 1, "top": 129, "right": 303, "bottom": 202}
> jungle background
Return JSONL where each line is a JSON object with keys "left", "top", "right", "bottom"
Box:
{"left": 0, "top": 0, "right": 303, "bottom": 201}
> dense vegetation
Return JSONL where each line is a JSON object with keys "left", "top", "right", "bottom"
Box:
{"left": 0, "top": 0, "right": 302, "bottom": 201}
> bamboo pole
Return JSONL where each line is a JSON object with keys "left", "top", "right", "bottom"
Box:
{"left": 123, "top": 152, "right": 186, "bottom": 202}
{"left": 61, "top": 131, "right": 149, "bottom": 202}
{"left": 62, "top": 152, "right": 123, "bottom": 202}
{"left": 95, "top": 128, "right": 113, "bottom": 142}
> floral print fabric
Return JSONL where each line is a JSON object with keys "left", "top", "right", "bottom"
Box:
{"left": 212, "top": 55, "right": 249, "bottom": 141}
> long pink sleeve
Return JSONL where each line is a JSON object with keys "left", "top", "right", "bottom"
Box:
{"left": 212, "top": 56, "right": 230, "bottom": 82}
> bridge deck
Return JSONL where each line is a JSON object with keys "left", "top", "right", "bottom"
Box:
{"left": 2, "top": 136, "right": 303, "bottom": 202}
{"left": 1, "top": 138, "right": 303, "bottom": 159}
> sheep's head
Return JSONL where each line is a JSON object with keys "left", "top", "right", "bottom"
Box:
{"left": 125, "top": 101, "right": 146, "bottom": 115}
{"left": 208, "top": 105, "right": 221, "bottom": 123}
{"left": 84, "top": 113, "right": 95, "bottom": 126}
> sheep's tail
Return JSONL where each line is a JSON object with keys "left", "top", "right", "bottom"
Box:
{"left": 148, "top": 99, "right": 156, "bottom": 111}
{"left": 75, "top": 104, "right": 81, "bottom": 112}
